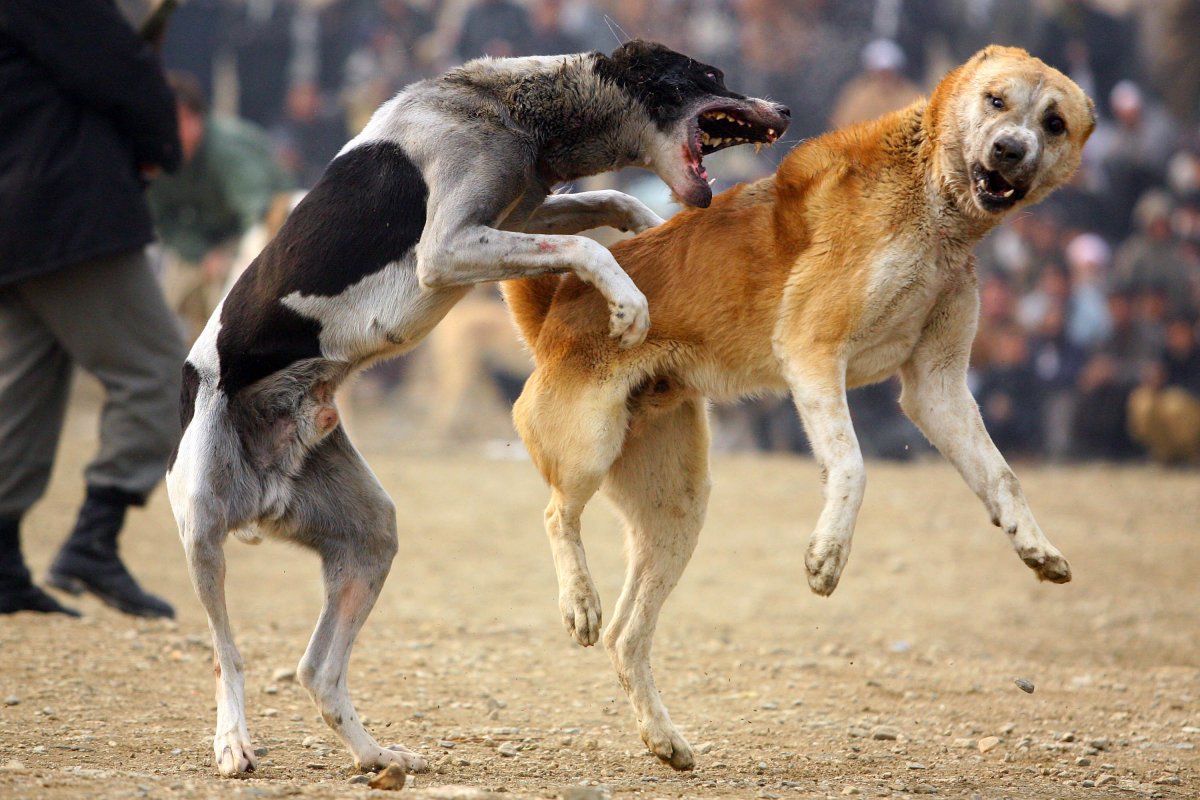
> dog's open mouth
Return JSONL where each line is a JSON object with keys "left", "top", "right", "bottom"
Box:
{"left": 674, "top": 102, "right": 787, "bottom": 207}
{"left": 972, "top": 163, "right": 1028, "bottom": 212}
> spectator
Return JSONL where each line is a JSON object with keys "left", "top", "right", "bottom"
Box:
{"left": 0, "top": 0, "right": 184, "bottom": 617}
{"left": 1112, "top": 190, "right": 1188, "bottom": 296}
{"left": 457, "top": 0, "right": 531, "bottom": 60}
{"left": 829, "top": 38, "right": 922, "bottom": 130}
{"left": 148, "top": 73, "right": 294, "bottom": 340}
{"left": 975, "top": 323, "right": 1042, "bottom": 456}
{"left": 1128, "top": 315, "right": 1200, "bottom": 463}
{"left": 1029, "top": 303, "right": 1088, "bottom": 461}
{"left": 1064, "top": 233, "right": 1113, "bottom": 350}
{"left": 271, "top": 80, "right": 347, "bottom": 189}
{"left": 527, "top": 0, "right": 584, "bottom": 56}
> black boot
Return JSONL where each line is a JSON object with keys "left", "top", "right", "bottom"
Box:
{"left": 0, "top": 516, "right": 80, "bottom": 617}
{"left": 45, "top": 487, "right": 174, "bottom": 619}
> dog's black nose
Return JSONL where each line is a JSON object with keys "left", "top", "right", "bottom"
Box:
{"left": 993, "top": 136, "right": 1026, "bottom": 165}
{"left": 775, "top": 104, "right": 792, "bottom": 118}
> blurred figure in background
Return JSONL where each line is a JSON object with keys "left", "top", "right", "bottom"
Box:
{"left": 1129, "top": 315, "right": 1200, "bottom": 464}
{"left": 0, "top": 0, "right": 183, "bottom": 617}
{"left": 271, "top": 79, "right": 347, "bottom": 189}
{"left": 975, "top": 323, "right": 1042, "bottom": 457}
{"left": 456, "top": 0, "right": 531, "bottom": 59}
{"left": 148, "top": 73, "right": 294, "bottom": 341}
{"left": 830, "top": 38, "right": 921, "bottom": 130}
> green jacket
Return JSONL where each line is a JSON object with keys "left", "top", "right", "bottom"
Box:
{"left": 148, "top": 116, "right": 292, "bottom": 263}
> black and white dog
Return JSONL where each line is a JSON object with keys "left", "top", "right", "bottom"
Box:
{"left": 167, "top": 41, "right": 789, "bottom": 777}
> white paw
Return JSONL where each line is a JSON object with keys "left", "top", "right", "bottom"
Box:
{"left": 805, "top": 536, "right": 849, "bottom": 596}
{"left": 1017, "top": 543, "right": 1072, "bottom": 583}
{"left": 214, "top": 731, "right": 257, "bottom": 777}
{"left": 626, "top": 209, "right": 665, "bottom": 234}
{"left": 356, "top": 743, "right": 428, "bottom": 774}
{"left": 560, "top": 579, "right": 602, "bottom": 647}
{"left": 608, "top": 289, "right": 649, "bottom": 349}
{"left": 640, "top": 719, "right": 695, "bottom": 771}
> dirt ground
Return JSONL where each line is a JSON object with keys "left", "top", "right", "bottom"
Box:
{"left": 1, "top": 393, "right": 1198, "bottom": 800}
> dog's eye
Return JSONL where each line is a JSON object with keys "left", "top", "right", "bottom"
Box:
{"left": 1043, "top": 114, "right": 1067, "bottom": 136}
{"left": 704, "top": 69, "right": 723, "bottom": 85}
{"left": 987, "top": 94, "right": 1005, "bottom": 110}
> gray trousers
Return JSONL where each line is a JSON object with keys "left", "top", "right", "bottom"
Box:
{"left": 0, "top": 250, "right": 186, "bottom": 519}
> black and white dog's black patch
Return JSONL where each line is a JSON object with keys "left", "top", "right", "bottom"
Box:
{"left": 165, "top": 40, "right": 789, "bottom": 780}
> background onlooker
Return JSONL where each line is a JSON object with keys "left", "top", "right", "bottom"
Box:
{"left": 148, "top": 73, "right": 294, "bottom": 340}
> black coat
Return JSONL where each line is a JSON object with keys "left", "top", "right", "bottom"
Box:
{"left": 0, "top": 0, "right": 180, "bottom": 286}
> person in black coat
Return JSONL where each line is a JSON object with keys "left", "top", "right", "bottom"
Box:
{"left": 0, "top": 0, "right": 186, "bottom": 617}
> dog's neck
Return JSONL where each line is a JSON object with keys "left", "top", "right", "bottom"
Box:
{"left": 916, "top": 103, "right": 1003, "bottom": 246}
{"left": 452, "top": 54, "right": 650, "bottom": 186}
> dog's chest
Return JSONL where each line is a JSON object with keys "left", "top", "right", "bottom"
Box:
{"left": 845, "top": 243, "right": 967, "bottom": 386}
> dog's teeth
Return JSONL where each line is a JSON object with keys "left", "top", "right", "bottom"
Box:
{"left": 1000, "top": 188, "right": 1014, "bottom": 198}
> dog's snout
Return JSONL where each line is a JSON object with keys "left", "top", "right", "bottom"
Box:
{"left": 775, "top": 104, "right": 792, "bottom": 119}
{"left": 992, "top": 135, "right": 1027, "bottom": 165}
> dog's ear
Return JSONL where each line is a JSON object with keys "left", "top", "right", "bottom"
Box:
{"left": 1084, "top": 96, "right": 1097, "bottom": 138}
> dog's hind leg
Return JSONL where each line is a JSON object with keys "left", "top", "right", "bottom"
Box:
{"left": 170, "top": 470, "right": 257, "bottom": 777}
{"left": 899, "top": 280, "right": 1071, "bottom": 583}
{"left": 514, "top": 369, "right": 629, "bottom": 647}
{"left": 275, "top": 429, "right": 426, "bottom": 774}
{"left": 601, "top": 397, "right": 710, "bottom": 771}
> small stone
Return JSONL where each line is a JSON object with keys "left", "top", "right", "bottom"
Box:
{"left": 261, "top": 708, "right": 279, "bottom": 717}
{"left": 497, "top": 742, "right": 519, "bottom": 757}
{"left": 40, "top": 707, "right": 55, "bottom": 717}
{"left": 1058, "top": 732, "right": 1076, "bottom": 743}
{"left": 348, "top": 774, "right": 371, "bottom": 784}
{"left": 271, "top": 667, "right": 296, "bottom": 683}
{"left": 1014, "top": 678, "right": 1035, "bottom": 694}
{"left": 871, "top": 725, "right": 900, "bottom": 741}
{"left": 977, "top": 736, "right": 1001, "bottom": 754}
{"left": 306, "top": 762, "right": 326, "bottom": 770}
{"left": 439, "top": 740, "right": 456, "bottom": 749}
{"left": 1075, "top": 757, "right": 1091, "bottom": 766}
{"left": 263, "top": 685, "right": 278, "bottom": 695}
{"left": 913, "top": 785, "right": 936, "bottom": 795}
{"left": 561, "top": 789, "right": 608, "bottom": 800}
{"left": 3, "top": 696, "right": 18, "bottom": 706}
{"left": 1000, "top": 723, "right": 1016, "bottom": 735}
{"left": 170, "top": 748, "right": 182, "bottom": 756}
{"left": 2, "top": 760, "right": 25, "bottom": 771}
{"left": 906, "top": 762, "right": 926, "bottom": 770}
{"left": 1090, "top": 737, "right": 1110, "bottom": 751}
{"left": 841, "top": 788, "right": 861, "bottom": 796}
{"left": 31, "top": 746, "right": 45, "bottom": 754}
{"left": 367, "top": 763, "right": 407, "bottom": 790}
{"left": 253, "top": 747, "right": 269, "bottom": 757}
{"left": 1154, "top": 775, "right": 1182, "bottom": 786}
{"left": 953, "top": 738, "right": 975, "bottom": 749}
{"left": 756, "top": 761, "right": 768, "bottom": 771}
{"left": 847, "top": 726, "right": 869, "bottom": 738}
{"left": 302, "top": 736, "right": 324, "bottom": 748}
{"left": 1097, "top": 775, "right": 1117, "bottom": 787}
{"left": 696, "top": 742, "right": 714, "bottom": 755}
{"left": 1081, "top": 780, "right": 1095, "bottom": 788}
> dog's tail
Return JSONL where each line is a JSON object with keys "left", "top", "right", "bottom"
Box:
{"left": 500, "top": 276, "right": 560, "bottom": 353}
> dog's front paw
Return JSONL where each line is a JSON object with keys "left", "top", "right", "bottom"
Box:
{"left": 623, "top": 208, "right": 665, "bottom": 234}
{"left": 356, "top": 743, "right": 428, "bottom": 774}
{"left": 560, "top": 579, "right": 602, "bottom": 646}
{"left": 805, "top": 536, "right": 849, "bottom": 596}
{"left": 1019, "top": 545, "right": 1072, "bottom": 583}
{"left": 608, "top": 290, "right": 649, "bottom": 349}
{"left": 213, "top": 731, "right": 257, "bottom": 777}
{"left": 640, "top": 720, "right": 695, "bottom": 771}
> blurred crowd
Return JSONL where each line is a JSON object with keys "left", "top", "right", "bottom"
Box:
{"left": 154, "top": 0, "right": 1200, "bottom": 463}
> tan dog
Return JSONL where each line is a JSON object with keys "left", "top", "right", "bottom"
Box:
{"left": 501, "top": 46, "right": 1095, "bottom": 771}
